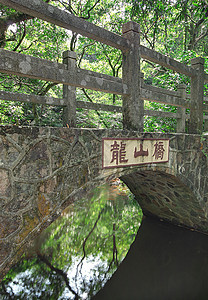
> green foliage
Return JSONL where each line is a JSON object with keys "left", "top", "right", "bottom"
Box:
{"left": 0, "top": 181, "right": 142, "bottom": 299}
{"left": 144, "top": 101, "right": 177, "bottom": 133}
{"left": 0, "top": 0, "right": 208, "bottom": 131}
{"left": 0, "top": 100, "right": 24, "bottom": 125}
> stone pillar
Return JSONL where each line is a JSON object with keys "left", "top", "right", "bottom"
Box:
{"left": 122, "top": 22, "right": 143, "bottom": 131}
{"left": 140, "top": 72, "right": 144, "bottom": 87}
{"left": 177, "top": 84, "right": 186, "bottom": 133}
{"left": 62, "top": 50, "right": 77, "bottom": 127}
{"left": 189, "top": 57, "right": 204, "bottom": 134}
{"left": 204, "top": 117, "right": 208, "bottom": 132}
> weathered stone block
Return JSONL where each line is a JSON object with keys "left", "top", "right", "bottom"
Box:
{"left": 0, "top": 215, "right": 21, "bottom": 239}
{"left": 14, "top": 140, "right": 50, "bottom": 179}
{"left": 0, "top": 136, "right": 20, "bottom": 166}
{"left": 0, "top": 169, "right": 11, "bottom": 198}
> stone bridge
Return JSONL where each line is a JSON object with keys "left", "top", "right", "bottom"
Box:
{"left": 1, "top": 0, "right": 208, "bottom": 285}
{"left": 0, "top": 125, "right": 208, "bottom": 280}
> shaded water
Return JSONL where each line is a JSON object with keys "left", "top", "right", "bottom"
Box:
{"left": 0, "top": 180, "right": 142, "bottom": 299}
{"left": 94, "top": 217, "right": 208, "bottom": 300}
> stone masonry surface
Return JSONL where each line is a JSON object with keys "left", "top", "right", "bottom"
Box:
{"left": 0, "top": 125, "right": 208, "bottom": 281}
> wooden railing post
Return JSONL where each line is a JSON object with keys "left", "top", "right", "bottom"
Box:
{"left": 177, "top": 84, "right": 186, "bottom": 133}
{"left": 62, "top": 50, "right": 77, "bottom": 127}
{"left": 189, "top": 57, "right": 204, "bottom": 134}
{"left": 122, "top": 22, "right": 143, "bottom": 131}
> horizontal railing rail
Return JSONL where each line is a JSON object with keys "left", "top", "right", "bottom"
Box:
{"left": 2, "top": 77, "right": 208, "bottom": 113}
{"left": 0, "top": 89, "right": 190, "bottom": 118}
{"left": 1, "top": 0, "right": 204, "bottom": 78}
{"left": 0, "top": 0, "right": 129, "bottom": 51}
{"left": 140, "top": 46, "right": 197, "bottom": 78}
{"left": 141, "top": 85, "right": 187, "bottom": 108}
{"left": 0, "top": 0, "right": 208, "bottom": 133}
{"left": 0, "top": 49, "right": 128, "bottom": 95}
{"left": 0, "top": 90, "right": 67, "bottom": 106}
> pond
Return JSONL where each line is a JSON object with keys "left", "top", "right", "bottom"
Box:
{"left": 2, "top": 179, "right": 208, "bottom": 299}
{"left": 0, "top": 179, "right": 142, "bottom": 299}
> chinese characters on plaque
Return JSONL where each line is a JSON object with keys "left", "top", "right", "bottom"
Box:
{"left": 102, "top": 138, "right": 169, "bottom": 169}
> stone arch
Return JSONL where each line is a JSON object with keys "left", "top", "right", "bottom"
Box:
{"left": 118, "top": 165, "right": 207, "bottom": 233}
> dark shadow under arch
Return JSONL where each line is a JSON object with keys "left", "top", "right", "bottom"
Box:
{"left": 93, "top": 216, "right": 208, "bottom": 300}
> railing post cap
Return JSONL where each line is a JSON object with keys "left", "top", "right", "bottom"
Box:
{"left": 122, "top": 21, "right": 140, "bottom": 34}
{"left": 178, "top": 83, "right": 186, "bottom": 89}
{"left": 63, "top": 50, "right": 77, "bottom": 60}
{"left": 190, "top": 57, "right": 204, "bottom": 66}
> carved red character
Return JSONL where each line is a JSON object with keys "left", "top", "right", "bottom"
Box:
{"left": 152, "top": 141, "right": 165, "bottom": 160}
{"left": 110, "top": 141, "right": 128, "bottom": 165}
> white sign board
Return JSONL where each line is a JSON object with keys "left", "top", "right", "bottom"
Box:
{"left": 102, "top": 138, "right": 169, "bottom": 169}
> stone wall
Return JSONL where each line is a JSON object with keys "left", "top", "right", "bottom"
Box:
{"left": 0, "top": 125, "right": 208, "bottom": 280}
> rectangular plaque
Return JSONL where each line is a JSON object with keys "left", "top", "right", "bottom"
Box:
{"left": 102, "top": 138, "right": 169, "bottom": 169}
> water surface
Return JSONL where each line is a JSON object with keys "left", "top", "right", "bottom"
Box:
{"left": 0, "top": 180, "right": 142, "bottom": 299}
{"left": 94, "top": 216, "right": 208, "bottom": 300}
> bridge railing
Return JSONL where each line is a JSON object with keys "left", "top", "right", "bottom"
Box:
{"left": 0, "top": 0, "right": 208, "bottom": 133}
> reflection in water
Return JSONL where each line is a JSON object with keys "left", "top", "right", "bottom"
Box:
{"left": 0, "top": 180, "right": 142, "bottom": 299}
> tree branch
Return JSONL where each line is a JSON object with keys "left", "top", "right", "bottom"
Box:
{"left": 78, "top": 208, "right": 104, "bottom": 268}
{"left": 13, "top": 22, "right": 26, "bottom": 51}
{"left": 194, "top": 28, "right": 208, "bottom": 46}
{"left": 82, "top": 89, "right": 110, "bottom": 128}
{"left": 81, "top": 0, "right": 101, "bottom": 20}
{"left": 70, "top": 32, "right": 78, "bottom": 51}
{"left": 78, "top": 41, "right": 95, "bottom": 67}
{"left": 0, "top": 0, "right": 53, "bottom": 48}
{"left": 107, "top": 223, "right": 118, "bottom": 272}
{"left": 57, "top": 0, "right": 77, "bottom": 15}
{"left": 102, "top": 45, "right": 115, "bottom": 75}
{"left": 0, "top": 12, "right": 33, "bottom": 48}
{"left": 18, "top": 39, "right": 38, "bottom": 53}
{"left": 74, "top": 207, "right": 104, "bottom": 291}
{"left": 37, "top": 253, "right": 79, "bottom": 299}
{"left": 38, "top": 82, "right": 57, "bottom": 96}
